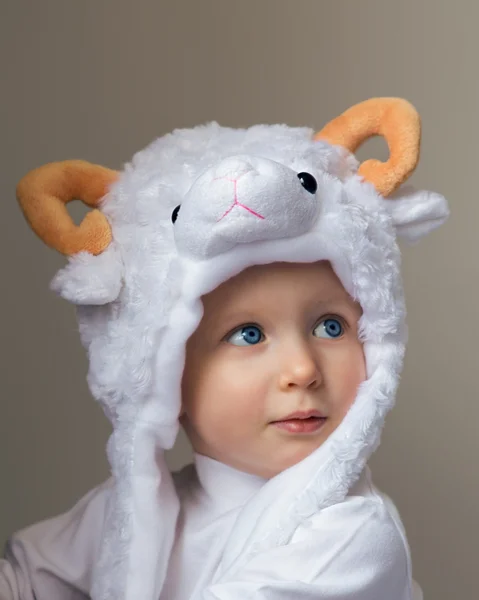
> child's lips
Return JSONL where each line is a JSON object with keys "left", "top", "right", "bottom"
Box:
{"left": 271, "top": 414, "right": 327, "bottom": 434}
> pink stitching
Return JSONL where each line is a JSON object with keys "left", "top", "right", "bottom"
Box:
{"left": 213, "top": 174, "right": 265, "bottom": 222}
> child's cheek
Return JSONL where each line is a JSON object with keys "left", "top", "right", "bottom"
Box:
{"left": 329, "top": 344, "right": 366, "bottom": 416}
{"left": 209, "top": 367, "right": 267, "bottom": 433}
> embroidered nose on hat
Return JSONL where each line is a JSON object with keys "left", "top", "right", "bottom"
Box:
{"left": 212, "top": 157, "right": 266, "bottom": 223}
{"left": 173, "top": 155, "right": 320, "bottom": 258}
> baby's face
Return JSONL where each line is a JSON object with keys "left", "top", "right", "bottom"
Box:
{"left": 180, "top": 261, "right": 366, "bottom": 479}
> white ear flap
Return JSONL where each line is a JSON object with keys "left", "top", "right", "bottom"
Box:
{"left": 385, "top": 184, "right": 450, "bottom": 243}
{"left": 50, "top": 244, "right": 123, "bottom": 305}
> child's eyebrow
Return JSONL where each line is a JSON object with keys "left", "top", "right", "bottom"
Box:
{"left": 312, "top": 297, "right": 360, "bottom": 311}
{"left": 209, "top": 297, "right": 358, "bottom": 327}
{"left": 207, "top": 310, "right": 259, "bottom": 329}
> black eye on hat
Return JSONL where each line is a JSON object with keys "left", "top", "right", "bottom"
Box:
{"left": 297, "top": 172, "right": 317, "bottom": 194}
{"left": 171, "top": 205, "right": 181, "bottom": 223}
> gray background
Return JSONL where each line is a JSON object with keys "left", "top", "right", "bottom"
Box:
{"left": 1, "top": 2, "right": 477, "bottom": 599}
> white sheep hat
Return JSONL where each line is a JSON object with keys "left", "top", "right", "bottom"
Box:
{"left": 17, "top": 98, "right": 449, "bottom": 600}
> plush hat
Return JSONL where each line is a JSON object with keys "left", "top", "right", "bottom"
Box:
{"left": 17, "top": 98, "right": 449, "bottom": 600}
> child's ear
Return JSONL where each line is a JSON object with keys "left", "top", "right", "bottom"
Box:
{"left": 384, "top": 185, "right": 450, "bottom": 243}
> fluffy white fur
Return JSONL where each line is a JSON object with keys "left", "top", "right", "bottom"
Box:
{"left": 50, "top": 122, "right": 448, "bottom": 600}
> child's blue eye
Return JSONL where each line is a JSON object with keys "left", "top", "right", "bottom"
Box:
{"left": 313, "top": 318, "right": 344, "bottom": 339}
{"left": 227, "top": 325, "right": 264, "bottom": 346}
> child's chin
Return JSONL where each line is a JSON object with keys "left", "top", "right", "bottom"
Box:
{"left": 266, "top": 440, "right": 327, "bottom": 477}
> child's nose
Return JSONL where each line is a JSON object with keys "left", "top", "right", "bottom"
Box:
{"left": 278, "top": 345, "right": 322, "bottom": 391}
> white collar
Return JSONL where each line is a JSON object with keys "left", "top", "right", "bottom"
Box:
{"left": 194, "top": 453, "right": 267, "bottom": 513}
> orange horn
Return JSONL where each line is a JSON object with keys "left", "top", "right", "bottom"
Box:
{"left": 16, "top": 160, "right": 119, "bottom": 256}
{"left": 315, "top": 98, "right": 421, "bottom": 197}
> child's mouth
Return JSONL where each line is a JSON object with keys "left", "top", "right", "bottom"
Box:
{"left": 271, "top": 416, "right": 327, "bottom": 434}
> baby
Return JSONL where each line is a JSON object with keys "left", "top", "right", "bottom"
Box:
{"left": 180, "top": 260, "right": 365, "bottom": 479}
{"left": 1, "top": 97, "right": 449, "bottom": 600}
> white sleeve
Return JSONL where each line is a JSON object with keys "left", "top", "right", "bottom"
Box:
{"left": 204, "top": 496, "right": 413, "bottom": 600}
{"left": 0, "top": 479, "right": 112, "bottom": 600}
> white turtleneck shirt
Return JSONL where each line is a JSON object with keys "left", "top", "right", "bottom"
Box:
{"left": 0, "top": 454, "right": 421, "bottom": 600}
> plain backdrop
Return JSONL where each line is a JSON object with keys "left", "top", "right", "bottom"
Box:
{"left": 1, "top": 2, "right": 477, "bottom": 599}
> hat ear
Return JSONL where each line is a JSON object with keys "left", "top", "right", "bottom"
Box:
{"left": 50, "top": 244, "right": 123, "bottom": 305}
{"left": 17, "top": 160, "right": 119, "bottom": 255}
{"left": 315, "top": 98, "right": 421, "bottom": 197}
{"left": 384, "top": 185, "right": 450, "bottom": 243}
